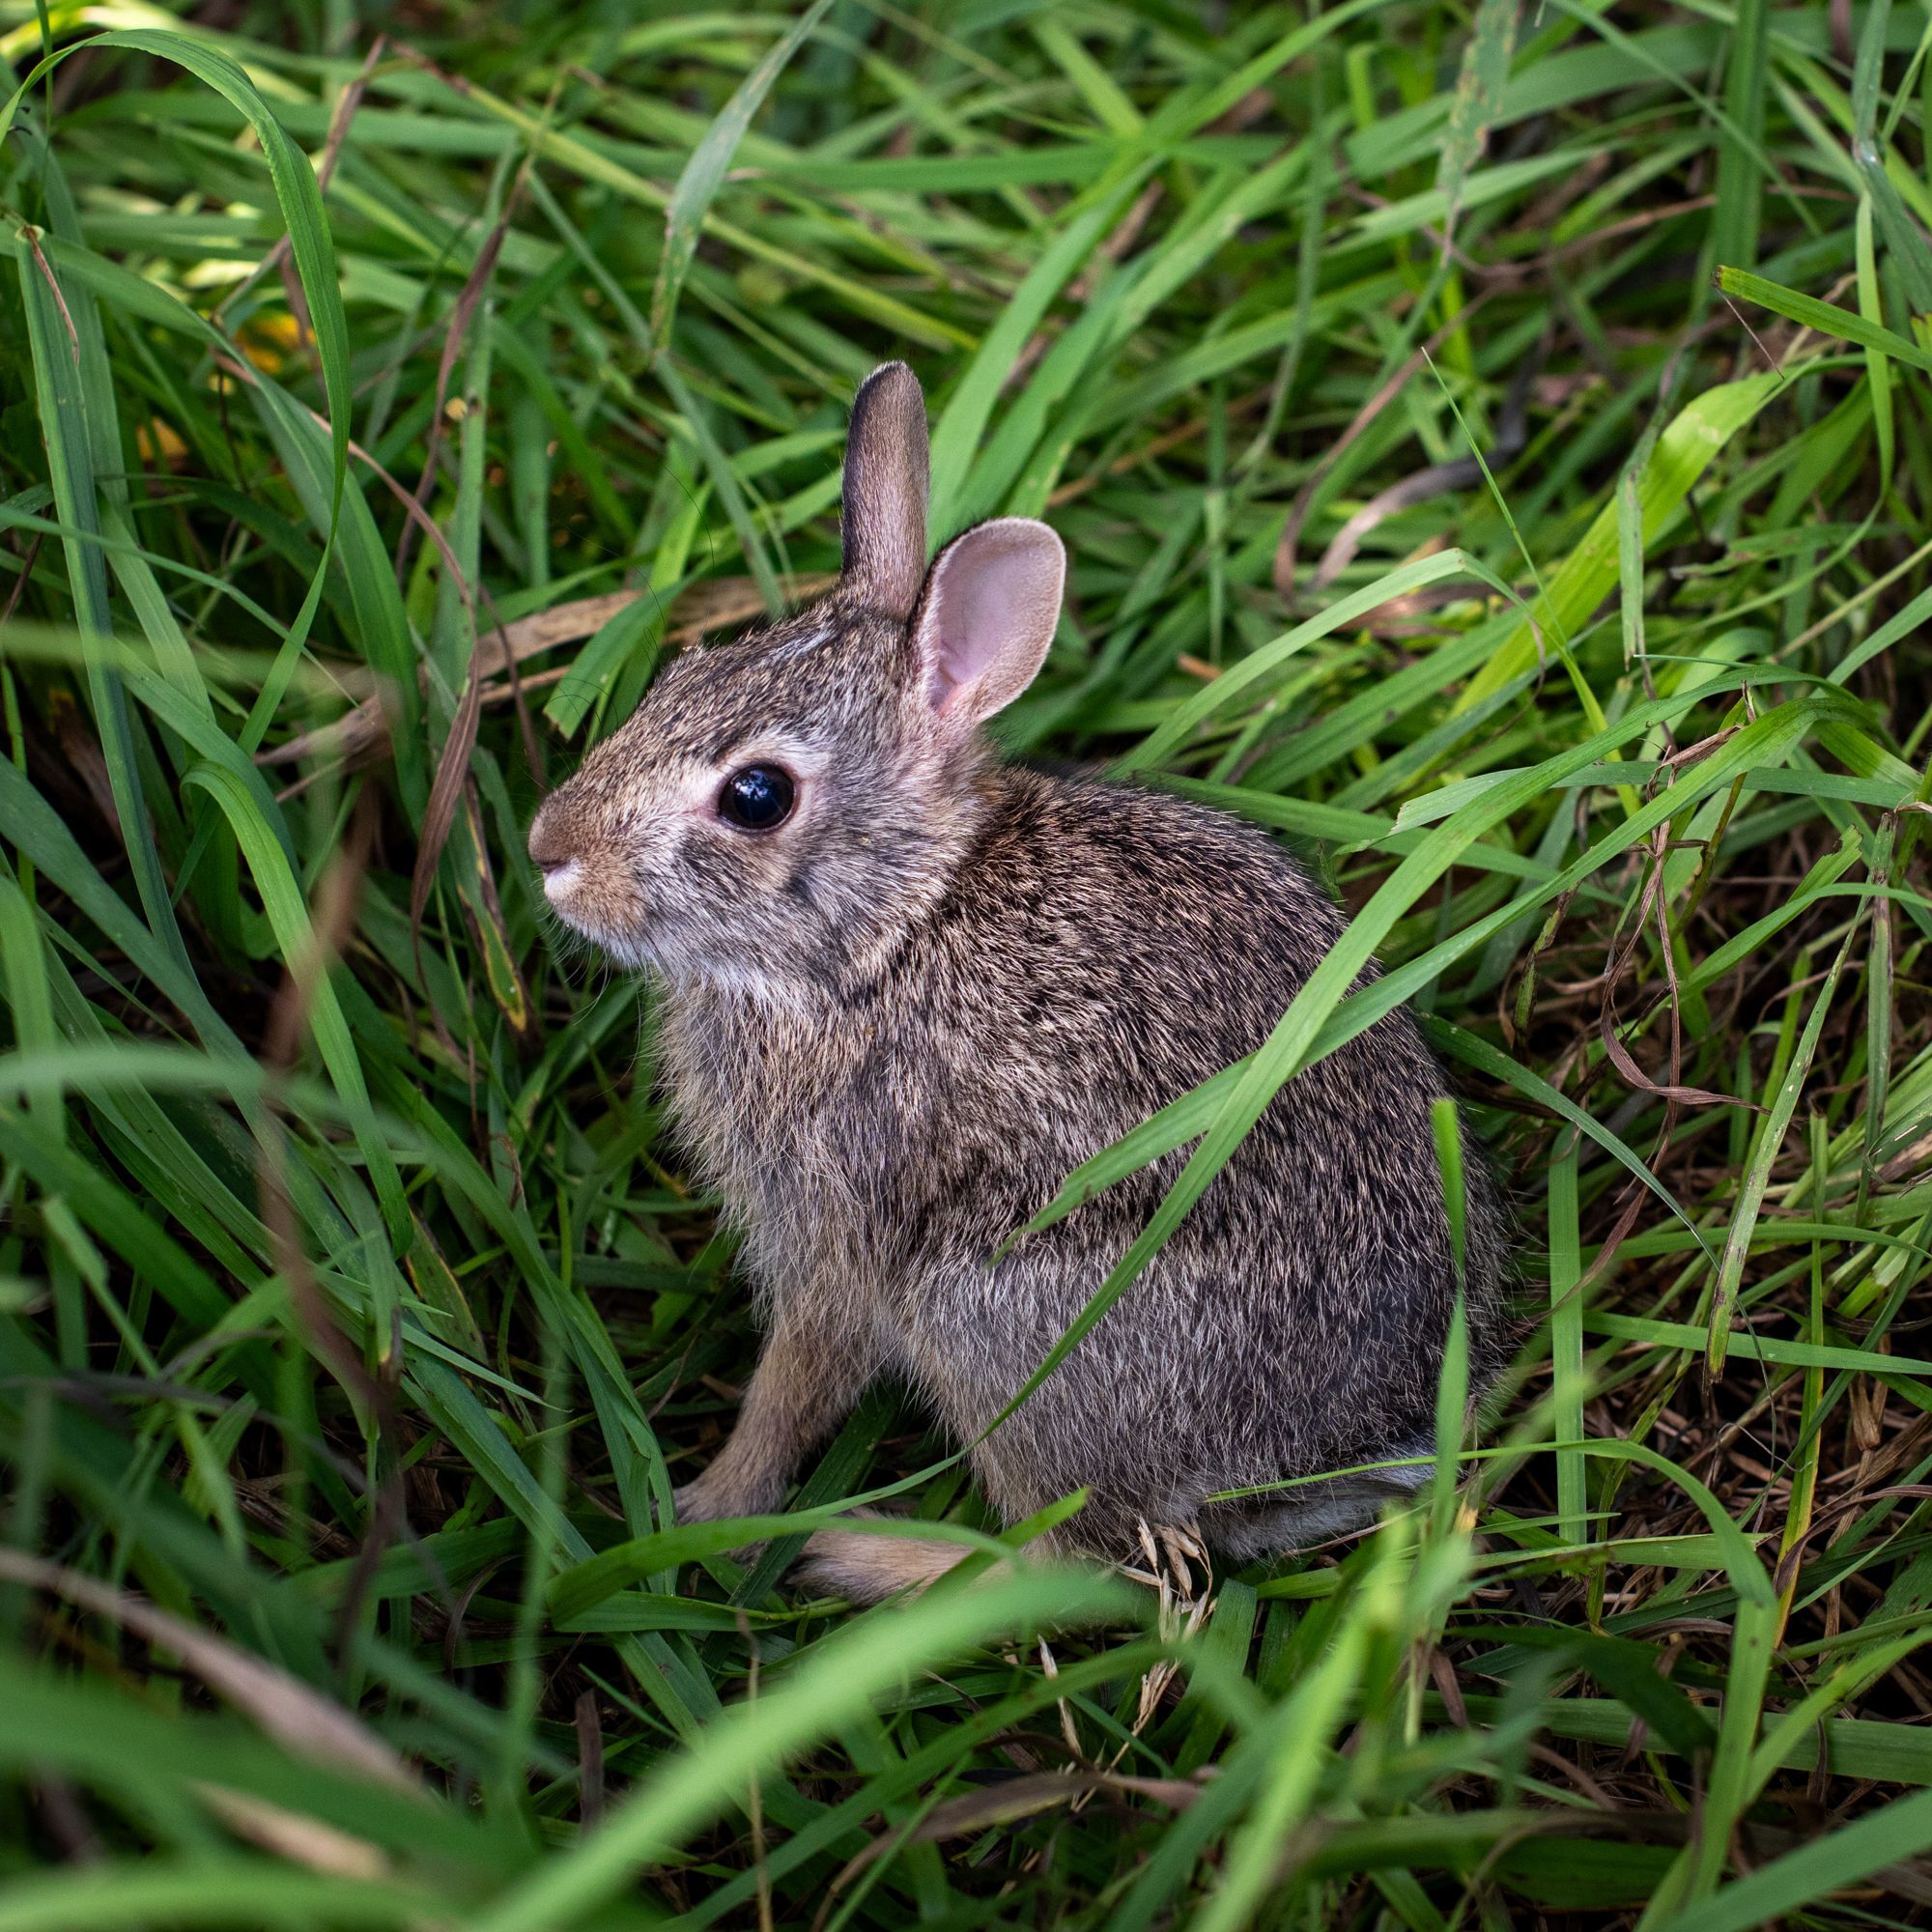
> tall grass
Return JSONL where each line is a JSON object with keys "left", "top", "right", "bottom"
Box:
{"left": 2, "top": 2, "right": 1931, "bottom": 1924}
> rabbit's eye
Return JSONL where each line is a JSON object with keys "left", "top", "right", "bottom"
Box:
{"left": 718, "top": 763, "right": 796, "bottom": 832}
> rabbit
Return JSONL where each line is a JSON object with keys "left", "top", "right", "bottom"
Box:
{"left": 527, "top": 362, "right": 1512, "bottom": 1604}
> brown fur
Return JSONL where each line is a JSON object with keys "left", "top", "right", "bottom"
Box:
{"left": 529, "top": 364, "right": 1511, "bottom": 1604}
{"left": 788, "top": 1529, "right": 977, "bottom": 1601}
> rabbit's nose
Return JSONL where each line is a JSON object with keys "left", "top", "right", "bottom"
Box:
{"left": 528, "top": 799, "right": 582, "bottom": 894}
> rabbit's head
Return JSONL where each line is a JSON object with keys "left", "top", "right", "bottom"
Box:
{"left": 529, "top": 364, "right": 1065, "bottom": 990}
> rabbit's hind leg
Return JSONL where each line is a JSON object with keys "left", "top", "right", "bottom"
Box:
{"left": 1205, "top": 1435, "right": 1437, "bottom": 1560}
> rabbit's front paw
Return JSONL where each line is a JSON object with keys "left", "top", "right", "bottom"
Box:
{"left": 671, "top": 1469, "right": 775, "bottom": 1525}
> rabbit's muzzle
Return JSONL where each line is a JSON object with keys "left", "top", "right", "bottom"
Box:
{"left": 527, "top": 785, "right": 668, "bottom": 965}
{"left": 527, "top": 792, "right": 585, "bottom": 901}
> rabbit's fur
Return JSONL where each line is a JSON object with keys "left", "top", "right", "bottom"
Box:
{"left": 530, "top": 364, "right": 1511, "bottom": 1601}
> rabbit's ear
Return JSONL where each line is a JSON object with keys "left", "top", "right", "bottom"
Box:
{"left": 911, "top": 518, "right": 1065, "bottom": 727}
{"left": 841, "top": 362, "right": 929, "bottom": 620}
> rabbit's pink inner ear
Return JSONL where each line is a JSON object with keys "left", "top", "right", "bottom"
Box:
{"left": 841, "top": 362, "right": 930, "bottom": 620}
{"left": 915, "top": 519, "right": 1066, "bottom": 726}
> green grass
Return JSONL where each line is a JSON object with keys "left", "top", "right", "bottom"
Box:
{"left": 3, "top": 1, "right": 1932, "bottom": 1924}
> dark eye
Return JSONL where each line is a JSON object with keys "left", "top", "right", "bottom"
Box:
{"left": 717, "top": 763, "right": 795, "bottom": 832}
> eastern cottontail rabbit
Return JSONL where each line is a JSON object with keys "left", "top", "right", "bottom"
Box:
{"left": 529, "top": 363, "right": 1511, "bottom": 1601}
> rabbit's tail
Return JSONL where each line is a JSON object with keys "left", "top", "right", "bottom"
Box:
{"left": 793, "top": 1523, "right": 980, "bottom": 1605}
